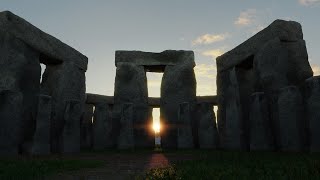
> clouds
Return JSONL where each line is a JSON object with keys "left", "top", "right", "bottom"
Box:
{"left": 201, "top": 49, "right": 225, "bottom": 59}
{"left": 312, "top": 64, "right": 320, "bottom": 76}
{"left": 234, "top": 9, "right": 257, "bottom": 26}
{"left": 192, "top": 33, "right": 230, "bottom": 45}
{"left": 194, "top": 63, "right": 217, "bottom": 95}
{"left": 298, "top": 0, "right": 320, "bottom": 6}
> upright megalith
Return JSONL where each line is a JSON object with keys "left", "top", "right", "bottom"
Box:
{"left": 93, "top": 103, "right": 112, "bottom": 150}
{"left": 32, "top": 95, "right": 52, "bottom": 155}
{"left": 197, "top": 102, "right": 219, "bottom": 149}
{"left": 216, "top": 19, "right": 313, "bottom": 151}
{"left": 305, "top": 76, "right": 320, "bottom": 152}
{"left": 81, "top": 104, "right": 94, "bottom": 150}
{"left": 161, "top": 51, "right": 197, "bottom": 149}
{"left": 118, "top": 103, "right": 134, "bottom": 149}
{"left": 61, "top": 100, "right": 81, "bottom": 153}
{"left": 0, "top": 90, "right": 23, "bottom": 155}
{"left": 275, "top": 86, "right": 304, "bottom": 152}
{"left": 249, "top": 92, "right": 274, "bottom": 151}
{"left": 177, "top": 102, "right": 194, "bottom": 149}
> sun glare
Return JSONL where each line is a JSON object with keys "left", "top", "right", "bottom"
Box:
{"left": 152, "top": 108, "right": 161, "bottom": 133}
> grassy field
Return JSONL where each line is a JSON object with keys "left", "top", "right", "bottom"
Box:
{"left": 0, "top": 155, "right": 104, "bottom": 180}
{"left": 140, "top": 150, "right": 320, "bottom": 180}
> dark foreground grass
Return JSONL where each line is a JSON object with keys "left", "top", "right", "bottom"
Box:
{"left": 141, "top": 151, "right": 320, "bottom": 180}
{"left": 0, "top": 156, "right": 104, "bottom": 180}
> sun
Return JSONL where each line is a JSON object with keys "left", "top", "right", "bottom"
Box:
{"left": 153, "top": 122, "right": 161, "bottom": 134}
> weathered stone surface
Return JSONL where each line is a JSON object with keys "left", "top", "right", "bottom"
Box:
{"left": 80, "top": 104, "right": 94, "bottom": 150}
{"left": 116, "top": 50, "right": 195, "bottom": 67}
{"left": 61, "top": 100, "right": 81, "bottom": 153}
{"left": 249, "top": 92, "right": 274, "bottom": 151}
{"left": 305, "top": 76, "right": 320, "bottom": 152}
{"left": 133, "top": 104, "right": 154, "bottom": 148}
{"left": 177, "top": 102, "right": 194, "bottom": 149}
{"left": 86, "top": 93, "right": 114, "bottom": 105}
{"left": 196, "top": 96, "right": 218, "bottom": 105}
{"left": 254, "top": 38, "right": 312, "bottom": 92}
{"left": 217, "top": 19, "right": 303, "bottom": 72}
{"left": 118, "top": 103, "right": 134, "bottom": 149}
{"left": 0, "top": 90, "right": 23, "bottom": 155}
{"left": 161, "top": 60, "right": 197, "bottom": 149}
{"left": 275, "top": 86, "right": 304, "bottom": 152}
{"left": 41, "top": 62, "right": 86, "bottom": 153}
{"left": 0, "top": 11, "right": 88, "bottom": 70}
{"left": 113, "top": 62, "right": 151, "bottom": 148}
{"left": 217, "top": 68, "right": 245, "bottom": 150}
{"left": 32, "top": 95, "right": 52, "bottom": 155}
{"left": 197, "top": 102, "right": 219, "bottom": 149}
{"left": 93, "top": 103, "right": 112, "bottom": 150}
{"left": 0, "top": 30, "right": 41, "bottom": 153}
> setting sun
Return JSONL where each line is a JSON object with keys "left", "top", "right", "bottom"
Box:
{"left": 153, "top": 122, "right": 161, "bottom": 133}
{"left": 152, "top": 108, "right": 161, "bottom": 133}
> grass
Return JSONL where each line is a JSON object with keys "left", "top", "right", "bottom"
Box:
{"left": 140, "top": 150, "right": 320, "bottom": 180}
{"left": 0, "top": 156, "right": 104, "bottom": 180}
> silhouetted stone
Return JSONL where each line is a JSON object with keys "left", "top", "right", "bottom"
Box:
{"left": 32, "top": 95, "right": 52, "bottom": 155}
{"left": 61, "top": 100, "right": 81, "bottom": 153}
{"left": 197, "top": 102, "right": 219, "bottom": 149}
{"left": 305, "top": 76, "right": 320, "bottom": 152}
{"left": 177, "top": 102, "right": 194, "bottom": 149}
{"left": 80, "top": 104, "right": 94, "bottom": 150}
{"left": 275, "top": 86, "right": 304, "bottom": 152}
{"left": 161, "top": 57, "right": 196, "bottom": 149}
{"left": 118, "top": 103, "right": 134, "bottom": 149}
{"left": 249, "top": 92, "right": 274, "bottom": 151}
{"left": 0, "top": 90, "right": 23, "bottom": 155}
{"left": 93, "top": 103, "right": 112, "bottom": 150}
{"left": 217, "top": 68, "right": 245, "bottom": 150}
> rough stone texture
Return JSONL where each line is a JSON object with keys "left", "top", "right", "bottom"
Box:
{"left": 217, "top": 68, "right": 245, "bottom": 150}
{"left": 276, "top": 86, "right": 304, "bottom": 152}
{"left": 118, "top": 103, "right": 134, "bottom": 149}
{"left": 217, "top": 19, "right": 303, "bottom": 72}
{"left": 0, "top": 30, "right": 41, "bottom": 152}
{"left": 0, "top": 90, "right": 23, "bottom": 155}
{"left": 116, "top": 50, "right": 194, "bottom": 67}
{"left": 249, "top": 92, "right": 274, "bottom": 151}
{"left": 254, "top": 38, "right": 312, "bottom": 92}
{"left": 197, "top": 102, "right": 219, "bottom": 149}
{"left": 305, "top": 76, "right": 320, "bottom": 152}
{"left": 80, "top": 104, "right": 94, "bottom": 150}
{"left": 161, "top": 57, "right": 196, "bottom": 149}
{"left": 61, "top": 100, "right": 81, "bottom": 153}
{"left": 86, "top": 93, "right": 114, "bottom": 105}
{"left": 177, "top": 102, "right": 194, "bottom": 149}
{"left": 93, "top": 103, "right": 113, "bottom": 150}
{"left": 113, "top": 62, "right": 153, "bottom": 148}
{"left": 32, "top": 95, "right": 52, "bottom": 155}
{"left": 0, "top": 11, "right": 88, "bottom": 70}
{"left": 41, "top": 62, "right": 86, "bottom": 153}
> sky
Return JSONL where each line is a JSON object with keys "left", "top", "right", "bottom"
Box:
{"left": 1, "top": 0, "right": 320, "bottom": 98}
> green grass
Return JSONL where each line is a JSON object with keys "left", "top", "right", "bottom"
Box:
{"left": 0, "top": 156, "right": 104, "bottom": 180}
{"left": 141, "top": 151, "right": 320, "bottom": 180}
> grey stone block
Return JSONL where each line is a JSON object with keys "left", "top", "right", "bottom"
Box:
{"left": 0, "top": 90, "right": 23, "bottom": 155}
{"left": 32, "top": 95, "right": 52, "bottom": 155}
{"left": 249, "top": 92, "right": 274, "bottom": 151}
{"left": 80, "top": 104, "right": 94, "bottom": 150}
{"left": 197, "top": 102, "right": 219, "bottom": 149}
{"left": 61, "top": 100, "right": 81, "bottom": 153}
{"left": 118, "top": 103, "right": 134, "bottom": 149}
{"left": 276, "top": 86, "right": 304, "bottom": 152}
{"left": 93, "top": 103, "right": 112, "bottom": 150}
{"left": 177, "top": 102, "right": 194, "bottom": 149}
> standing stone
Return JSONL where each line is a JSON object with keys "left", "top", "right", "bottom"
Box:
{"left": 0, "top": 90, "right": 23, "bottom": 155}
{"left": 197, "top": 102, "right": 219, "bottom": 149}
{"left": 81, "top": 104, "right": 94, "bottom": 150}
{"left": 217, "top": 68, "right": 245, "bottom": 150}
{"left": 305, "top": 76, "right": 320, "bottom": 152}
{"left": 161, "top": 57, "right": 197, "bottom": 149}
{"left": 93, "top": 103, "right": 112, "bottom": 150}
{"left": 32, "top": 95, "right": 52, "bottom": 155}
{"left": 249, "top": 92, "right": 274, "bottom": 151}
{"left": 61, "top": 100, "right": 81, "bottom": 153}
{"left": 177, "top": 102, "right": 194, "bottom": 149}
{"left": 118, "top": 103, "right": 134, "bottom": 149}
{"left": 276, "top": 86, "right": 304, "bottom": 152}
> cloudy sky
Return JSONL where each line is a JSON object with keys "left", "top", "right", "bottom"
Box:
{"left": 1, "top": 0, "right": 320, "bottom": 98}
